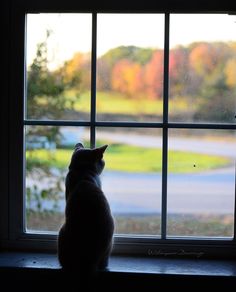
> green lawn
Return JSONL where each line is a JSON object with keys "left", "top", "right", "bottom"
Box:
{"left": 65, "top": 90, "right": 192, "bottom": 116}
{"left": 26, "top": 143, "right": 230, "bottom": 174}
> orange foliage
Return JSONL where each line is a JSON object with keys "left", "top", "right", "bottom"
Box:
{"left": 189, "top": 43, "right": 217, "bottom": 76}
{"left": 225, "top": 59, "right": 236, "bottom": 88}
{"left": 143, "top": 50, "right": 163, "bottom": 99}
{"left": 64, "top": 53, "right": 84, "bottom": 81}
{"left": 61, "top": 52, "right": 91, "bottom": 89}
{"left": 111, "top": 59, "right": 143, "bottom": 97}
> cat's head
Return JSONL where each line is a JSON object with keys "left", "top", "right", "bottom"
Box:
{"left": 69, "top": 143, "right": 108, "bottom": 175}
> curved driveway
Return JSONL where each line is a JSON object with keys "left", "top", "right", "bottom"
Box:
{"left": 98, "top": 131, "right": 236, "bottom": 215}
{"left": 98, "top": 131, "right": 236, "bottom": 157}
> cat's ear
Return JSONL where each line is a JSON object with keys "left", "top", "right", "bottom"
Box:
{"left": 74, "top": 143, "right": 84, "bottom": 150}
{"left": 94, "top": 144, "right": 108, "bottom": 159}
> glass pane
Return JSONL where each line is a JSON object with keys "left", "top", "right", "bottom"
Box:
{"left": 25, "top": 125, "right": 90, "bottom": 232}
{"left": 167, "top": 129, "right": 235, "bottom": 237}
{"left": 96, "top": 14, "right": 164, "bottom": 122}
{"left": 26, "top": 13, "right": 92, "bottom": 120}
{"left": 169, "top": 14, "right": 236, "bottom": 123}
{"left": 96, "top": 128, "right": 162, "bottom": 235}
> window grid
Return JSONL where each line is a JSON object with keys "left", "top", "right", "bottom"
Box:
{"left": 90, "top": 12, "right": 97, "bottom": 148}
{"left": 161, "top": 12, "right": 170, "bottom": 239}
{"left": 22, "top": 12, "right": 236, "bottom": 250}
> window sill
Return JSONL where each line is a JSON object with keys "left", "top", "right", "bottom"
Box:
{"left": 0, "top": 251, "right": 236, "bottom": 290}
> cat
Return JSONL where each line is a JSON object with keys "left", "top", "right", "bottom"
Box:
{"left": 57, "top": 142, "right": 114, "bottom": 275}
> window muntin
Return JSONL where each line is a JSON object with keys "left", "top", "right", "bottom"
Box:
{"left": 22, "top": 12, "right": 236, "bottom": 252}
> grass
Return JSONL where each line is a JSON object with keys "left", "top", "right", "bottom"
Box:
{"left": 26, "top": 211, "right": 234, "bottom": 237}
{"left": 26, "top": 143, "right": 230, "bottom": 174}
{"left": 65, "top": 90, "right": 193, "bottom": 116}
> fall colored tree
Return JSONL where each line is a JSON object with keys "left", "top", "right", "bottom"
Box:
{"left": 189, "top": 42, "right": 230, "bottom": 77}
{"left": 225, "top": 58, "right": 236, "bottom": 89}
{"left": 169, "top": 46, "right": 190, "bottom": 97}
{"left": 58, "top": 52, "right": 91, "bottom": 91}
{"left": 143, "top": 50, "right": 164, "bottom": 99}
{"left": 189, "top": 43, "right": 216, "bottom": 76}
{"left": 111, "top": 59, "right": 143, "bottom": 97}
{"left": 97, "top": 46, "right": 154, "bottom": 92}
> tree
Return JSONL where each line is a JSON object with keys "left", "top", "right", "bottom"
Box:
{"left": 225, "top": 58, "right": 236, "bottom": 89}
{"left": 169, "top": 46, "right": 190, "bottom": 97}
{"left": 97, "top": 46, "right": 154, "bottom": 92}
{"left": 143, "top": 50, "right": 164, "bottom": 99}
{"left": 26, "top": 30, "right": 68, "bottom": 214}
{"left": 59, "top": 52, "right": 91, "bottom": 91}
{"left": 111, "top": 59, "right": 143, "bottom": 97}
{"left": 190, "top": 42, "right": 235, "bottom": 122}
{"left": 189, "top": 43, "right": 216, "bottom": 76}
{"left": 27, "top": 30, "right": 66, "bottom": 120}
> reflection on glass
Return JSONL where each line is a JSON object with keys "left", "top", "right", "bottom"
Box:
{"left": 169, "top": 14, "right": 236, "bottom": 123}
{"left": 96, "top": 127, "right": 162, "bottom": 235}
{"left": 26, "top": 13, "right": 92, "bottom": 120}
{"left": 97, "top": 14, "right": 164, "bottom": 122}
{"left": 25, "top": 125, "right": 90, "bottom": 231}
{"left": 167, "top": 129, "right": 235, "bottom": 237}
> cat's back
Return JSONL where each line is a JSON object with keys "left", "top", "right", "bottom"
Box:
{"left": 66, "top": 176, "right": 109, "bottom": 210}
{"left": 65, "top": 177, "right": 114, "bottom": 232}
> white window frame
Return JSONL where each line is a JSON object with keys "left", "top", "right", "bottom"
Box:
{"left": 1, "top": 0, "right": 236, "bottom": 258}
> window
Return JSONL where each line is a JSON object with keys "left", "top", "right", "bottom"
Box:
{"left": 3, "top": 1, "right": 236, "bottom": 257}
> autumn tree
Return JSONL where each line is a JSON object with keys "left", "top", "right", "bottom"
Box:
{"left": 97, "top": 46, "right": 154, "bottom": 92}
{"left": 111, "top": 59, "right": 143, "bottom": 97}
{"left": 169, "top": 46, "right": 190, "bottom": 97}
{"left": 189, "top": 43, "right": 216, "bottom": 76}
{"left": 225, "top": 58, "right": 236, "bottom": 89}
{"left": 143, "top": 50, "right": 164, "bottom": 99}
{"left": 59, "top": 52, "right": 91, "bottom": 91}
{"left": 190, "top": 42, "right": 235, "bottom": 122}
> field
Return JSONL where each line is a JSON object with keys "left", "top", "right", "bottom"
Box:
{"left": 26, "top": 143, "right": 230, "bottom": 174}
{"left": 26, "top": 211, "right": 234, "bottom": 238}
{"left": 65, "top": 90, "right": 196, "bottom": 120}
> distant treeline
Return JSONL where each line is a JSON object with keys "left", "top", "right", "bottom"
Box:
{"left": 28, "top": 40, "right": 236, "bottom": 122}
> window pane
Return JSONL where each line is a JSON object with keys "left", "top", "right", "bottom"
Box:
{"left": 169, "top": 14, "right": 236, "bottom": 123}
{"left": 25, "top": 125, "right": 90, "bottom": 232}
{"left": 96, "top": 128, "right": 162, "bottom": 235}
{"left": 25, "top": 13, "right": 92, "bottom": 121}
{"left": 96, "top": 14, "right": 164, "bottom": 122}
{"left": 167, "top": 129, "right": 235, "bottom": 237}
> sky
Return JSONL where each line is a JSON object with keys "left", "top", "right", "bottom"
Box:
{"left": 26, "top": 13, "right": 236, "bottom": 70}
